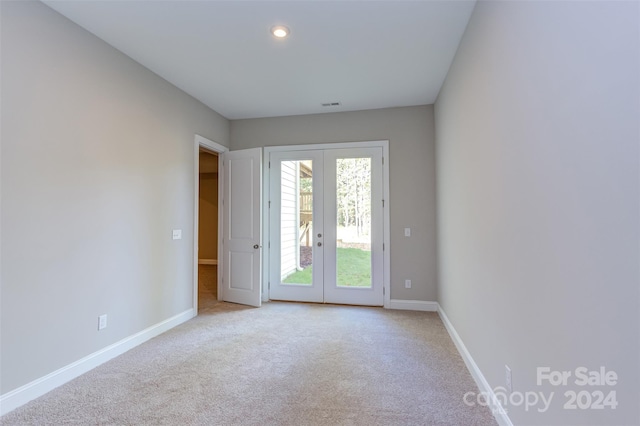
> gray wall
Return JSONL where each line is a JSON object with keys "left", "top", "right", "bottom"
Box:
{"left": 435, "top": 1, "right": 639, "bottom": 424}
{"left": 231, "top": 106, "right": 438, "bottom": 301}
{"left": 0, "top": 1, "right": 229, "bottom": 394}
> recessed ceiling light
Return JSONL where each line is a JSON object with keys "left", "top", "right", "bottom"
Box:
{"left": 271, "top": 25, "right": 290, "bottom": 38}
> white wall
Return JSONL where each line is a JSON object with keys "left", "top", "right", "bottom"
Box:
{"left": 231, "top": 106, "right": 438, "bottom": 301}
{"left": 435, "top": 1, "right": 639, "bottom": 424}
{"left": 1, "top": 1, "right": 229, "bottom": 395}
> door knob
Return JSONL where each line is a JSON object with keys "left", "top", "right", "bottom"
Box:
{"left": 253, "top": 244, "right": 260, "bottom": 249}
{"left": 317, "top": 233, "right": 322, "bottom": 238}
{"left": 317, "top": 242, "right": 322, "bottom": 247}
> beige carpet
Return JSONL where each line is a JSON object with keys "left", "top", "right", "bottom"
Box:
{"left": 1, "top": 301, "right": 497, "bottom": 425}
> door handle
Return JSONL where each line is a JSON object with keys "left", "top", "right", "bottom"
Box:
{"left": 253, "top": 244, "right": 261, "bottom": 249}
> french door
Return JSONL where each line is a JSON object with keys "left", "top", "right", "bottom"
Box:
{"left": 268, "top": 147, "right": 384, "bottom": 306}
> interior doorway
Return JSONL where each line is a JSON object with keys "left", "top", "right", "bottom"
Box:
{"left": 198, "top": 149, "right": 219, "bottom": 312}
{"left": 193, "top": 134, "right": 227, "bottom": 314}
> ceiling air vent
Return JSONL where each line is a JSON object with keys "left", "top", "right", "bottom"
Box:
{"left": 321, "top": 102, "right": 341, "bottom": 107}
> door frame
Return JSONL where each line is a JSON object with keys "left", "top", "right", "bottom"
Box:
{"left": 263, "top": 140, "right": 390, "bottom": 308}
{"left": 193, "top": 134, "right": 228, "bottom": 313}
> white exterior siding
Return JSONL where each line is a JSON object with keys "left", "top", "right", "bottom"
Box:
{"left": 280, "top": 161, "right": 299, "bottom": 279}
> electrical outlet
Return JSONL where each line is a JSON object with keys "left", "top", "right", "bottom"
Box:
{"left": 172, "top": 229, "right": 182, "bottom": 240}
{"left": 98, "top": 314, "right": 108, "bottom": 330}
{"left": 505, "top": 365, "right": 512, "bottom": 393}
{"left": 405, "top": 279, "right": 412, "bottom": 289}
{"left": 404, "top": 227, "right": 411, "bottom": 237}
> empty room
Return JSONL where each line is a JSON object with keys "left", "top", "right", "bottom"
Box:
{"left": 1, "top": 1, "right": 638, "bottom": 425}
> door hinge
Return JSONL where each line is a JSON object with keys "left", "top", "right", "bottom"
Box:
{"left": 268, "top": 241, "right": 271, "bottom": 248}
{"left": 269, "top": 200, "right": 271, "bottom": 208}
{"left": 382, "top": 157, "right": 384, "bottom": 165}
{"left": 383, "top": 243, "right": 385, "bottom": 251}
{"left": 268, "top": 282, "right": 271, "bottom": 290}
{"left": 383, "top": 287, "right": 385, "bottom": 295}
{"left": 382, "top": 199, "right": 385, "bottom": 207}
{"left": 269, "top": 161, "right": 271, "bottom": 169}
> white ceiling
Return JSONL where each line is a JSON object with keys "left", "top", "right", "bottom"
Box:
{"left": 44, "top": 0, "right": 476, "bottom": 120}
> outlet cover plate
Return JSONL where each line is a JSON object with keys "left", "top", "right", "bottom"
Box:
{"left": 98, "top": 314, "right": 108, "bottom": 330}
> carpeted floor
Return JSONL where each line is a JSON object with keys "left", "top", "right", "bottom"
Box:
{"left": 1, "top": 300, "right": 497, "bottom": 425}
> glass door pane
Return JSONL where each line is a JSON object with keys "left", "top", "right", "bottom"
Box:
{"left": 280, "top": 160, "right": 313, "bottom": 286}
{"left": 336, "top": 158, "right": 372, "bottom": 288}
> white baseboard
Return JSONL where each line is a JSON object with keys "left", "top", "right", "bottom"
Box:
{"left": 0, "top": 308, "right": 195, "bottom": 416}
{"left": 198, "top": 259, "right": 217, "bottom": 265}
{"left": 437, "top": 304, "right": 513, "bottom": 426}
{"left": 388, "top": 299, "right": 439, "bottom": 311}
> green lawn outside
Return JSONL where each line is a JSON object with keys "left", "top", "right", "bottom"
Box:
{"left": 283, "top": 247, "right": 371, "bottom": 287}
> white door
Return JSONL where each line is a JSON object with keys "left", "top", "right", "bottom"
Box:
{"left": 222, "top": 148, "right": 262, "bottom": 307}
{"left": 269, "top": 147, "right": 384, "bottom": 306}
{"left": 269, "top": 150, "right": 324, "bottom": 303}
{"left": 323, "top": 148, "right": 383, "bottom": 305}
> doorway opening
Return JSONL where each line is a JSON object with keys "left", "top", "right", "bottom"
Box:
{"left": 193, "top": 134, "right": 227, "bottom": 314}
{"left": 198, "top": 149, "right": 219, "bottom": 312}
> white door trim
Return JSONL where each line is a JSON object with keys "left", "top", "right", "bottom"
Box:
{"left": 264, "top": 140, "right": 390, "bottom": 308}
{"left": 193, "top": 134, "right": 228, "bottom": 313}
